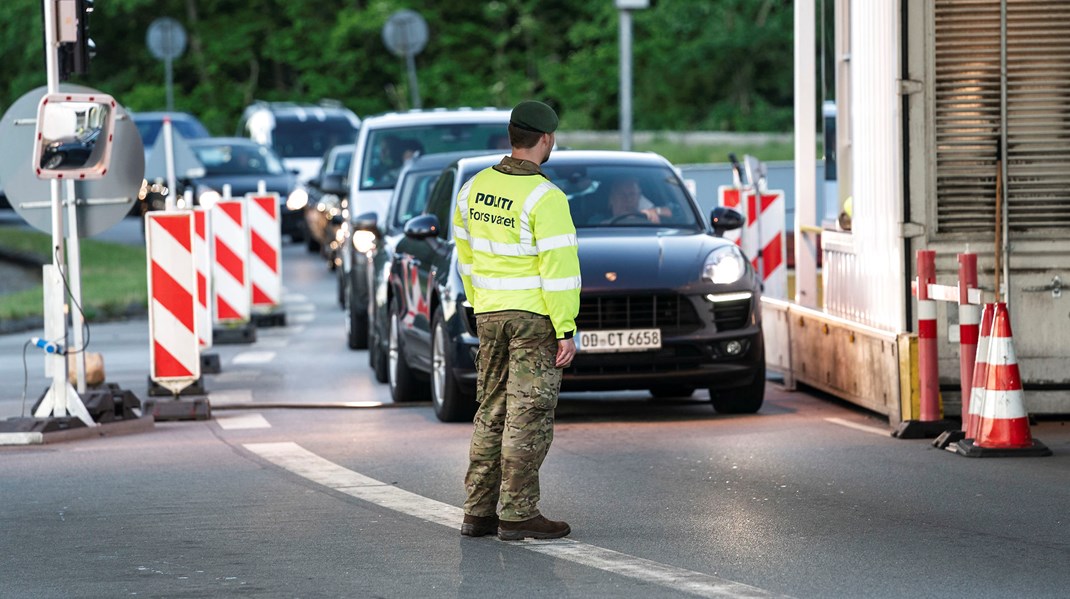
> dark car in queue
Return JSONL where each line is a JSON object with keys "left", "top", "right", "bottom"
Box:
{"left": 187, "top": 137, "right": 302, "bottom": 240}
{"left": 301, "top": 143, "right": 353, "bottom": 258}
{"left": 385, "top": 150, "right": 764, "bottom": 422}
{"left": 360, "top": 151, "right": 506, "bottom": 382}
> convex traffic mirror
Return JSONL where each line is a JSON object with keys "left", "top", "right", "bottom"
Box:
{"left": 32, "top": 92, "right": 117, "bottom": 179}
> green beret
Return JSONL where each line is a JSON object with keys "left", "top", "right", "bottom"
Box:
{"left": 510, "top": 100, "right": 559, "bottom": 134}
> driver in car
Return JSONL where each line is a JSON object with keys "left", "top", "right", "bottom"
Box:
{"left": 597, "top": 178, "right": 669, "bottom": 224}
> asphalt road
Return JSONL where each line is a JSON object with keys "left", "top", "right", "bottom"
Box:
{"left": 1, "top": 239, "right": 1069, "bottom": 599}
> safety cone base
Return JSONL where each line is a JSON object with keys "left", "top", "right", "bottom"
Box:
{"left": 142, "top": 396, "right": 212, "bottom": 421}
{"left": 201, "top": 352, "right": 222, "bottom": 374}
{"left": 932, "top": 429, "right": 966, "bottom": 449}
{"left": 213, "top": 322, "right": 258, "bottom": 345}
{"left": 252, "top": 311, "right": 287, "bottom": 328}
{"left": 892, "top": 419, "right": 958, "bottom": 439}
{"left": 955, "top": 438, "right": 1052, "bottom": 458}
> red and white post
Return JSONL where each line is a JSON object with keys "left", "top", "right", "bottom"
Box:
{"left": 916, "top": 250, "right": 940, "bottom": 422}
{"left": 211, "top": 197, "right": 256, "bottom": 343}
{"left": 957, "top": 253, "right": 980, "bottom": 428}
{"left": 247, "top": 192, "right": 286, "bottom": 326}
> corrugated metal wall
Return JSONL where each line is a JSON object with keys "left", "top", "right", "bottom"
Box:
{"left": 824, "top": 0, "right": 906, "bottom": 332}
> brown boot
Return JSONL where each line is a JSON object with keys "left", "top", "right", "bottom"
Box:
{"left": 497, "top": 515, "right": 571, "bottom": 541}
{"left": 460, "top": 514, "right": 499, "bottom": 537}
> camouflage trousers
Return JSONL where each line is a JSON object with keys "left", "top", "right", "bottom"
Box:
{"left": 463, "top": 311, "right": 562, "bottom": 522}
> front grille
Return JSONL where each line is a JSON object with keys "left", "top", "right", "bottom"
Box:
{"left": 576, "top": 294, "right": 702, "bottom": 335}
{"left": 711, "top": 299, "right": 752, "bottom": 331}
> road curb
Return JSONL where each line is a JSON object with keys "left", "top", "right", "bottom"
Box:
{"left": 0, "top": 415, "right": 155, "bottom": 446}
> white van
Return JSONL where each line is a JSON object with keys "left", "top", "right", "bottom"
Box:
{"left": 237, "top": 101, "right": 361, "bottom": 183}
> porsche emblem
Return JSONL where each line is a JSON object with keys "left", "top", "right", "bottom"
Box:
{"left": 605, "top": 272, "right": 618, "bottom": 282}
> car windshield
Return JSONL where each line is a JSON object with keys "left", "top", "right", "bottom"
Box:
{"left": 361, "top": 124, "right": 510, "bottom": 190}
{"left": 273, "top": 118, "right": 358, "bottom": 159}
{"left": 543, "top": 164, "right": 701, "bottom": 230}
{"left": 134, "top": 117, "right": 210, "bottom": 147}
{"left": 192, "top": 143, "right": 285, "bottom": 176}
{"left": 392, "top": 168, "right": 442, "bottom": 229}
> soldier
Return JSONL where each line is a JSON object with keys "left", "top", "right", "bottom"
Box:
{"left": 453, "top": 100, "right": 581, "bottom": 540}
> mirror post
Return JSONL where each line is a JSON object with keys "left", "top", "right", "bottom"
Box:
{"left": 65, "top": 179, "right": 87, "bottom": 394}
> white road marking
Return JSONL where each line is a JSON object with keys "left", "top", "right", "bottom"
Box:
{"left": 208, "top": 389, "right": 254, "bottom": 405}
{"left": 287, "top": 325, "right": 306, "bottom": 335}
{"left": 216, "top": 413, "right": 271, "bottom": 430}
{"left": 289, "top": 313, "right": 315, "bottom": 324}
{"left": 824, "top": 417, "right": 891, "bottom": 437}
{"left": 244, "top": 442, "right": 788, "bottom": 599}
{"left": 254, "top": 338, "right": 289, "bottom": 349}
{"left": 283, "top": 293, "right": 308, "bottom": 303}
{"left": 286, "top": 303, "right": 316, "bottom": 314}
{"left": 232, "top": 351, "right": 277, "bottom": 365}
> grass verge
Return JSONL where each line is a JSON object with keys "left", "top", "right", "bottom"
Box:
{"left": 0, "top": 229, "right": 147, "bottom": 322}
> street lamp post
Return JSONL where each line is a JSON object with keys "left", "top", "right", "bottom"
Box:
{"left": 616, "top": 0, "right": 650, "bottom": 151}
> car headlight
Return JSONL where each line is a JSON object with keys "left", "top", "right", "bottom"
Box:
{"left": 702, "top": 245, "right": 747, "bottom": 284}
{"left": 352, "top": 230, "right": 377, "bottom": 253}
{"left": 286, "top": 187, "right": 309, "bottom": 211}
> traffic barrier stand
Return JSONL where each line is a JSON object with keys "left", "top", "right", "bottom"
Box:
{"left": 247, "top": 192, "right": 287, "bottom": 328}
{"left": 931, "top": 252, "right": 983, "bottom": 448}
{"left": 193, "top": 206, "right": 221, "bottom": 374}
{"left": 717, "top": 184, "right": 787, "bottom": 300}
{"left": 894, "top": 250, "right": 957, "bottom": 439}
{"left": 143, "top": 212, "right": 211, "bottom": 421}
{"left": 211, "top": 196, "right": 257, "bottom": 344}
{"left": 955, "top": 302, "right": 1051, "bottom": 457}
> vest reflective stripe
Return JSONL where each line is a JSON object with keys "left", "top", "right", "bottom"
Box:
{"left": 517, "top": 181, "right": 556, "bottom": 246}
{"left": 542, "top": 275, "right": 582, "bottom": 292}
{"left": 454, "top": 226, "right": 469, "bottom": 241}
{"left": 469, "top": 236, "right": 539, "bottom": 256}
{"left": 471, "top": 274, "right": 542, "bottom": 290}
{"left": 536, "top": 233, "right": 577, "bottom": 253}
{"left": 459, "top": 262, "right": 472, "bottom": 275}
{"left": 456, "top": 178, "right": 474, "bottom": 231}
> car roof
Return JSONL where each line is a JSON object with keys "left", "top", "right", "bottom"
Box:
{"left": 360, "top": 108, "right": 511, "bottom": 128}
{"left": 188, "top": 136, "right": 269, "bottom": 147}
{"left": 407, "top": 149, "right": 506, "bottom": 172}
{"left": 243, "top": 102, "right": 359, "bottom": 122}
{"left": 453, "top": 150, "right": 674, "bottom": 179}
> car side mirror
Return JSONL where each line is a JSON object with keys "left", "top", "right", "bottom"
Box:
{"left": 353, "top": 210, "right": 378, "bottom": 233}
{"left": 321, "top": 173, "right": 347, "bottom": 196}
{"left": 33, "top": 93, "right": 117, "bottom": 179}
{"left": 710, "top": 207, "right": 744, "bottom": 237}
{"left": 404, "top": 214, "right": 440, "bottom": 240}
{"left": 330, "top": 214, "right": 345, "bottom": 226}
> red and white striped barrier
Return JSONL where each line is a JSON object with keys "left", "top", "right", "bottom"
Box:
{"left": 965, "top": 303, "right": 994, "bottom": 440}
{"left": 247, "top": 193, "right": 282, "bottom": 310}
{"left": 146, "top": 212, "right": 201, "bottom": 394}
{"left": 212, "top": 198, "right": 251, "bottom": 324}
{"left": 193, "top": 208, "right": 213, "bottom": 349}
{"left": 717, "top": 186, "right": 787, "bottom": 299}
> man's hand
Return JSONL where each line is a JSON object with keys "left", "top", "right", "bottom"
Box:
{"left": 555, "top": 338, "right": 576, "bottom": 368}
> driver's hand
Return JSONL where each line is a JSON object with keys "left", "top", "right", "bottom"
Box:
{"left": 641, "top": 208, "right": 662, "bottom": 223}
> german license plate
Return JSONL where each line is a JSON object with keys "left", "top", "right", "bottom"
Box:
{"left": 576, "top": 329, "right": 661, "bottom": 353}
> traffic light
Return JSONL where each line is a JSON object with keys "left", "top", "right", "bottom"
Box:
{"left": 56, "top": 0, "right": 92, "bottom": 80}
{"left": 72, "top": 0, "right": 93, "bottom": 76}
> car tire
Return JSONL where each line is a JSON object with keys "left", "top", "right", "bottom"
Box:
{"left": 709, "top": 361, "right": 765, "bottom": 414}
{"left": 369, "top": 331, "right": 389, "bottom": 384}
{"left": 431, "top": 307, "right": 476, "bottom": 422}
{"left": 649, "top": 386, "right": 696, "bottom": 399}
{"left": 337, "top": 269, "right": 346, "bottom": 309}
{"left": 306, "top": 235, "right": 321, "bottom": 253}
{"left": 389, "top": 299, "right": 428, "bottom": 403}
{"left": 345, "top": 288, "right": 369, "bottom": 350}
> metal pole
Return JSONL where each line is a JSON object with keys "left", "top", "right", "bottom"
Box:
{"left": 164, "top": 116, "right": 177, "bottom": 211}
{"left": 406, "top": 52, "right": 421, "bottom": 109}
{"left": 794, "top": 0, "right": 819, "bottom": 308}
{"left": 42, "top": 0, "right": 69, "bottom": 417}
{"left": 999, "top": 0, "right": 1009, "bottom": 304}
{"left": 65, "top": 179, "right": 87, "bottom": 394}
{"left": 619, "top": 8, "right": 633, "bottom": 151}
{"left": 165, "top": 55, "right": 174, "bottom": 113}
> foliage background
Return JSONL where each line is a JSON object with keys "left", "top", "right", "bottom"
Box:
{"left": 0, "top": 0, "right": 794, "bottom": 137}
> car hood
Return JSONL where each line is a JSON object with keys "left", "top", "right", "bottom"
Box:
{"left": 282, "top": 158, "right": 322, "bottom": 185}
{"left": 576, "top": 229, "right": 736, "bottom": 293}
{"left": 194, "top": 173, "right": 295, "bottom": 199}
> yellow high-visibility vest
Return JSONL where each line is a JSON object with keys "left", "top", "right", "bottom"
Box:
{"left": 453, "top": 167, "right": 581, "bottom": 339}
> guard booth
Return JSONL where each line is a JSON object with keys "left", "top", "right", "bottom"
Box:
{"left": 773, "top": 0, "right": 1070, "bottom": 422}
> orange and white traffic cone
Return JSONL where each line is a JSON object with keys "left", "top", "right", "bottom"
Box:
{"left": 963, "top": 303, "right": 994, "bottom": 440}
{"left": 956, "top": 302, "right": 1051, "bottom": 457}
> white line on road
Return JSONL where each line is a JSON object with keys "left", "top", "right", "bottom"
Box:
{"left": 244, "top": 442, "right": 788, "bottom": 599}
{"left": 216, "top": 413, "right": 271, "bottom": 430}
{"left": 232, "top": 351, "right": 277, "bottom": 365}
{"left": 208, "top": 389, "right": 254, "bottom": 405}
{"left": 289, "top": 313, "right": 315, "bottom": 324}
{"left": 283, "top": 294, "right": 308, "bottom": 303}
{"left": 824, "top": 417, "right": 891, "bottom": 437}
